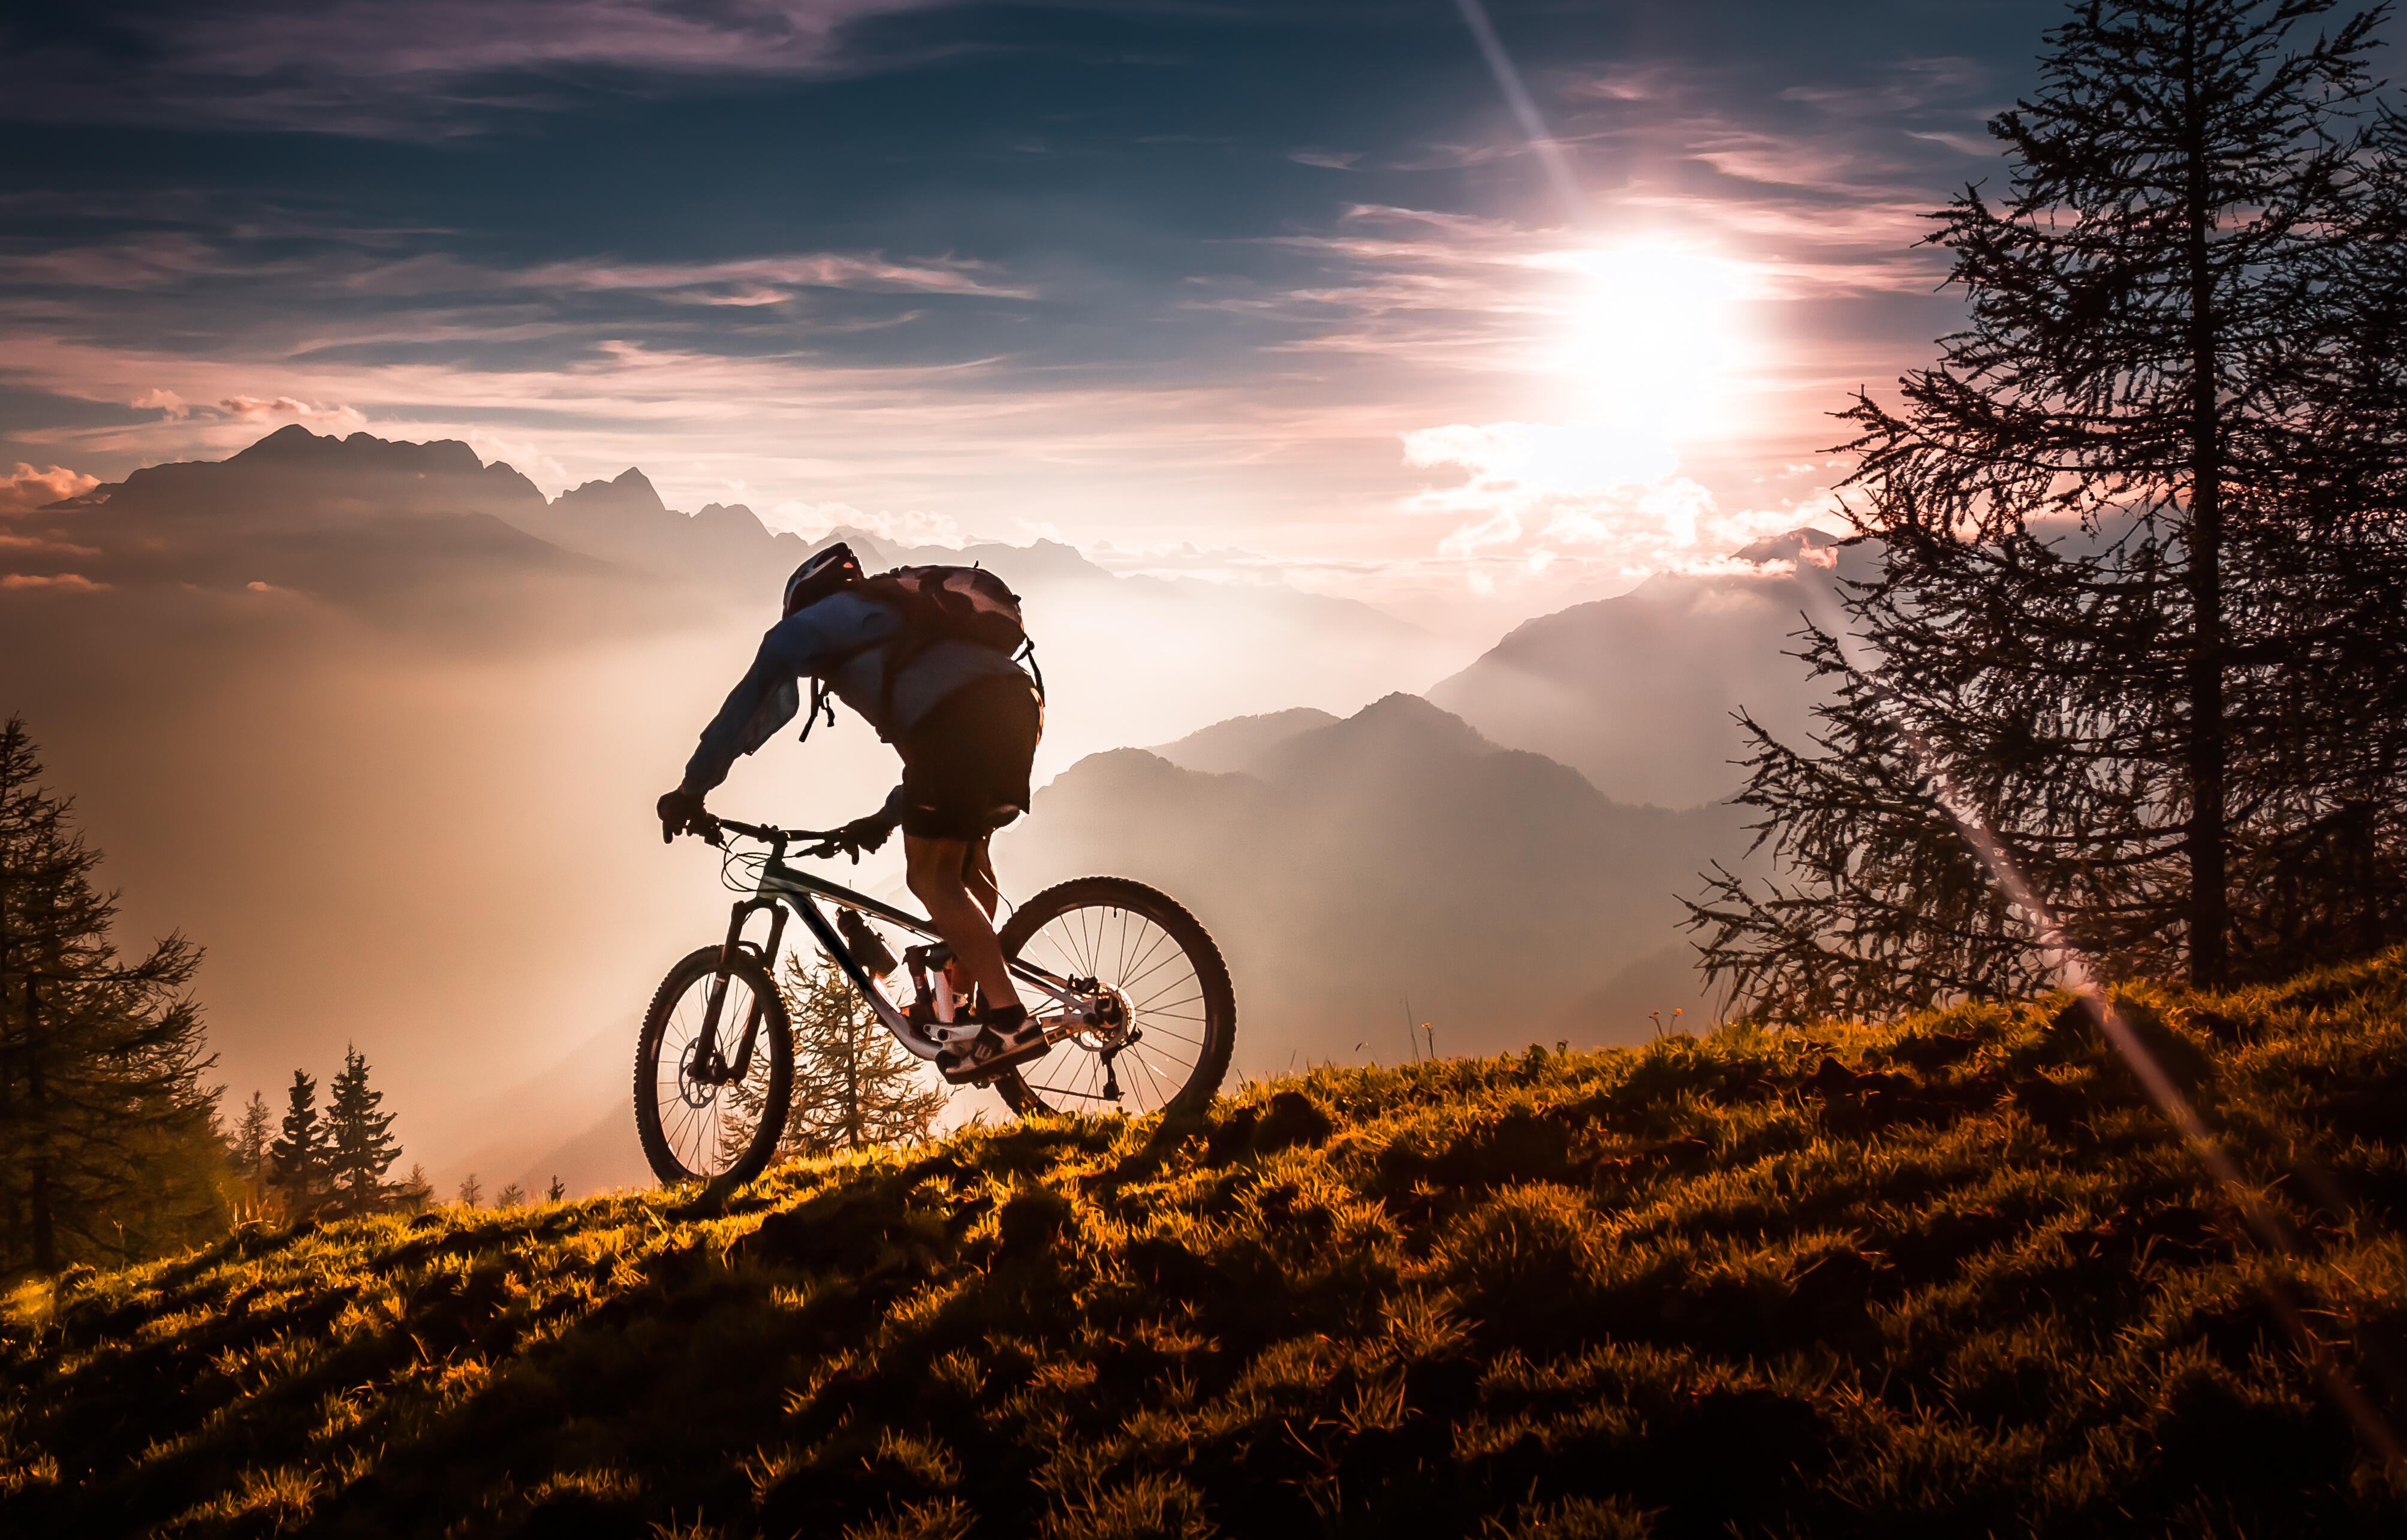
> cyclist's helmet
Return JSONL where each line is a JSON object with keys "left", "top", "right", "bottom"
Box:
{"left": 782, "top": 541, "right": 863, "bottom": 616}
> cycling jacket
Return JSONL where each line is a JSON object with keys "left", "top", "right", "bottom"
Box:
{"left": 678, "top": 589, "right": 1029, "bottom": 796}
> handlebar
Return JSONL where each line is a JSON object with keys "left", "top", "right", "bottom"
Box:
{"left": 685, "top": 814, "right": 870, "bottom": 862}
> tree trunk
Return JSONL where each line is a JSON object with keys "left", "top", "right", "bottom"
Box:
{"left": 2183, "top": 16, "right": 2231, "bottom": 988}
{"left": 25, "top": 972, "right": 54, "bottom": 1274}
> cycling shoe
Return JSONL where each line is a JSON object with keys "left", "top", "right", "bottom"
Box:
{"left": 938, "top": 1008, "right": 1050, "bottom": 1084}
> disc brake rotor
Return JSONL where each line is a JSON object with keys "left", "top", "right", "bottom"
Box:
{"left": 677, "top": 1038, "right": 724, "bottom": 1108}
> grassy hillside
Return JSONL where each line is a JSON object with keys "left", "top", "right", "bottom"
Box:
{"left": 11, "top": 958, "right": 2407, "bottom": 1539}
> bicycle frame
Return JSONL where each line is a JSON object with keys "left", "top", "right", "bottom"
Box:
{"left": 700, "top": 827, "right": 1086, "bottom": 1075}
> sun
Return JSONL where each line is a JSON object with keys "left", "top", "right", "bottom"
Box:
{"left": 1555, "top": 241, "right": 1749, "bottom": 442}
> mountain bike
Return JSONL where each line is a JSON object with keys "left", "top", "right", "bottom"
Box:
{"left": 637, "top": 815, "right": 1237, "bottom": 1185}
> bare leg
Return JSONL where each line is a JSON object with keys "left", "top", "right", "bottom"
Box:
{"left": 906, "top": 833, "right": 1020, "bottom": 1012}
{"left": 964, "top": 834, "right": 1001, "bottom": 920}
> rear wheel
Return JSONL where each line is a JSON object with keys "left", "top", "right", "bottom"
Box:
{"left": 635, "top": 945, "right": 793, "bottom": 1185}
{"left": 994, "top": 878, "right": 1235, "bottom": 1118}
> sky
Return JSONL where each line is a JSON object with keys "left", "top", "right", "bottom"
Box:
{"left": 0, "top": 0, "right": 2110, "bottom": 634}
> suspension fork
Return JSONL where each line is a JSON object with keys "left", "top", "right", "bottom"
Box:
{"left": 694, "top": 897, "right": 788, "bottom": 1081}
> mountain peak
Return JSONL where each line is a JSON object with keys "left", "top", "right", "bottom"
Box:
{"left": 233, "top": 423, "right": 324, "bottom": 458}
{"left": 1732, "top": 525, "right": 1843, "bottom": 565}
{"left": 1149, "top": 706, "right": 1339, "bottom": 775}
{"left": 553, "top": 468, "right": 665, "bottom": 517}
{"left": 1249, "top": 692, "right": 1498, "bottom": 785}
{"left": 1349, "top": 691, "right": 1489, "bottom": 741}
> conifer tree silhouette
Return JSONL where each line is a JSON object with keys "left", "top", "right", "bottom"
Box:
{"left": 326, "top": 1045, "right": 402, "bottom": 1216}
{"left": 0, "top": 716, "right": 222, "bottom": 1273}
{"left": 269, "top": 1071, "right": 328, "bottom": 1218}
{"left": 229, "top": 1089, "right": 273, "bottom": 1217}
{"left": 1690, "top": 0, "right": 2407, "bottom": 1014}
{"left": 737, "top": 954, "right": 942, "bottom": 1158}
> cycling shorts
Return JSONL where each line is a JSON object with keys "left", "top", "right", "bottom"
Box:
{"left": 896, "top": 674, "right": 1043, "bottom": 840}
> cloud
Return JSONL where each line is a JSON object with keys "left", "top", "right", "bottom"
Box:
{"left": 0, "top": 572, "right": 109, "bottom": 591}
{"left": 1, "top": 463, "right": 101, "bottom": 513}
{"left": 0, "top": 532, "right": 102, "bottom": 557}
{"left": 1288, "top": 149, "right": 1362, "bottom": 170}
{"left": 0, "top": 0, "right": 935, "bottom": 138}
{"left": 1402, "top": 413, "right": 1850, "bottom": 583}
{"left": 1406, "top": 420, "right": 1679, "bottom": 494}
{"left": 515, "top": 253, "right": 1027, "bottom": 300}
{"left": 765, "top": 500, "right": 963, "bottom": 547}
{"left": 1435, "top": 506, "right": 1522, "bottom": 558}
{"left": 220, "top": 397, "right": 370, "bottom": 433}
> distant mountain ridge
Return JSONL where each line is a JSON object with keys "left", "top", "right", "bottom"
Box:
{"left": 1428, "top": 528, "right": 1871, "bottom": 809}
{"left": 13, "top": 424, "right": 619, "bottom": 626}
{"left": 57, "top": 423, "right": 550, "bottom": 526}
{"left": 1009, "top": 691, "right": 1746, "bottom": 1060}
{"left": 1149, "top": 707, "right": 1337, "bottom": 773}
{"left": 19, "top": 426, "right": 1463, "bottom": 741}
{"left": 39, "top": 422, "right": 1439, "bottom": 645}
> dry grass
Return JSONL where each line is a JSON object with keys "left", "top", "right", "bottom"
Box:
{"left": 10, "top": 954, "right": 2407, "bottom": 1536}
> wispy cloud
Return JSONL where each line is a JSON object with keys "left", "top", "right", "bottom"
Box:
{"left": 1, "top": 0, "right": 933, "bottom": 138}
{"left": 0, "top": 572, "right": 109, "bottom": 591}
{"left": 516, "top": 254, "right": 1028, "bottom": 300}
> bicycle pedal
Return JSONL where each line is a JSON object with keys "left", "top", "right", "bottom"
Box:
{"left": 938, "top": 1027, "right": 1052, "bottom": 1085}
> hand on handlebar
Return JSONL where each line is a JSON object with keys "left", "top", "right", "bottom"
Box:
{"left": 795, "top": 816, "right": 889, "bottom": 864}
{"left": 834, "top": 809, "right": 897, "bottom": 857}
{"left": 655, "top": 788, "right": 720, "bottom": 846}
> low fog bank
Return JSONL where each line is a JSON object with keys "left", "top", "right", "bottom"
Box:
{"left": 0, "top": 427, "right": 1492, "bottom": 1195}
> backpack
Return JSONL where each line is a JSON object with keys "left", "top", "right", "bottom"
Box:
{"left": 863, "top": 564, "right": 1030, "bottom": 658}
{"left": 797, "top": 563, "right": 1043, "bottom": 742}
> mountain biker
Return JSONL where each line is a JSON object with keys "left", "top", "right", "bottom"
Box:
{"left": 655, "top": 541, "right": 1048, "bottom": 1081}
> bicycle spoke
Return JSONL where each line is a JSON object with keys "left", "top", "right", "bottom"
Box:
{"left": 993, "top": 880, "right": 1230, "bottom": 1121}
{"left": 1116, "top": 945, "right": 1191, "bottom": 999}
{"left": 1130, "top": 1048, "right": 1174, "bottom": 1105}
{"left": 1120, "top": 924, "right": 1177, "bottom": 987}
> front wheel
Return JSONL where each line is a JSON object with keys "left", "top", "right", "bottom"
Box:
{"left": 635, "top": 945, "right": 794, "bottom": 1184}
{"left": 995, "top": 877, "right": 1236, "bottom": 1119}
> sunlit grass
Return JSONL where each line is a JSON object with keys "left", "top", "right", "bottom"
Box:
{"left": 10, "top": 954, "right": 2407, "bottom": 1534}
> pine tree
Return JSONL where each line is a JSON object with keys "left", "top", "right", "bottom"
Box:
{"left": 1689, "top": 0, "right": 2407, "bottom": 1014}
{"left": 496, "top": 1183, "right": 526, "bottom": 1210}
{"left": 228, "top": 1090, "right": 273, "bottom": 1219}
{"left": 395, "top": 1163, "right": 435, "bottom": 1214}
{"left": 325, "top": 1044, "right": 402, "bottom": 1216}
{"left": 770, "top": 954, "right": 943, "bottom": 1155}
{"left": 545, "top": 1175, "right": 566, "bottom": 1203}
{"left": 268, "top": 1070, "right": 327, "bottom": 1218}
{"left": 0, "top": 716, "right": 225, "bottom": 1275}
{"left": 456, "top": 1173, "right": 481, "bottom": 1209}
